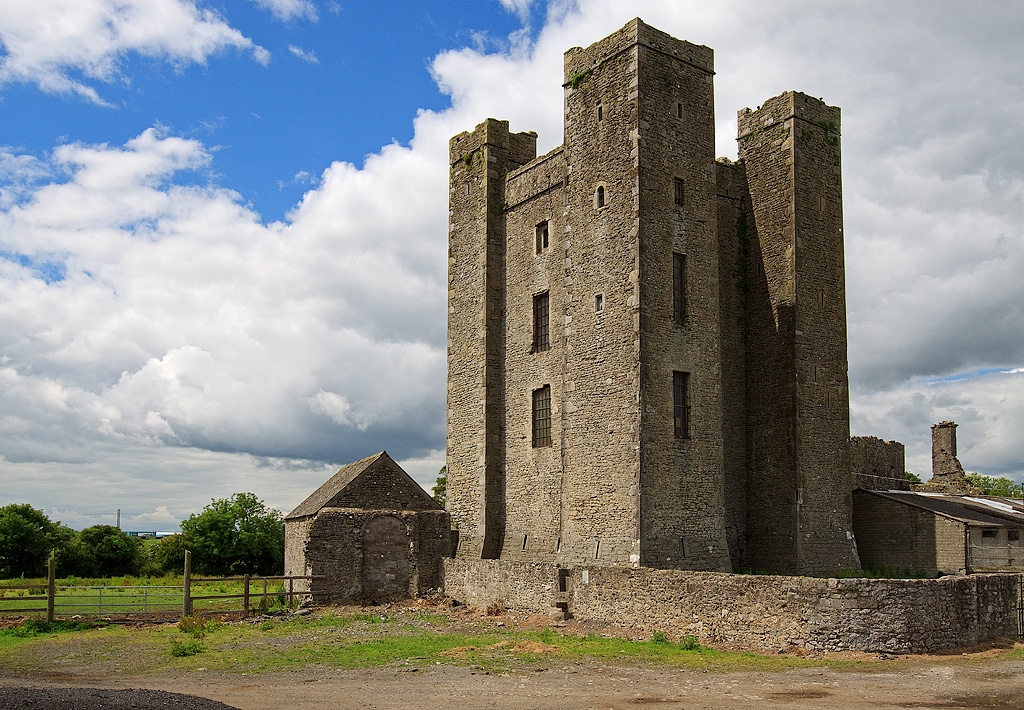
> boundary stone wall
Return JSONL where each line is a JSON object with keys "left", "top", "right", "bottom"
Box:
{"left": 443, "top": 559, "right": 1019, "bottom": 653}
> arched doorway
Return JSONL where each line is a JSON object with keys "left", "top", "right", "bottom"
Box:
{"left": 362, "top": 515, "right": 410, "bottom": 599}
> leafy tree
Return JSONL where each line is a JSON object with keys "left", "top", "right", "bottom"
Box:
{"left": 965, "top": 473, "right": 1023, "bottom": 498}
{"left": 904, "top": 471, "right": 923, "bottom": 484}
{"left": 149, "top": 534, "right": 189, "bottom": 574}
{"left": 75, "top": 525, "right": 145, "bottom": 577}
{"left": 0, "top": 504, "right": 60, "bottom": 578}
{"left": 432, "top": 465, "right": 447, "bottom": 508}
{"left": 180, "top": 493, "right": 284, "bottom": 576}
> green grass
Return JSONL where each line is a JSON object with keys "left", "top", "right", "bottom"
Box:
{"left": 2, "top": 607, "right": 1006, "bottom": 678}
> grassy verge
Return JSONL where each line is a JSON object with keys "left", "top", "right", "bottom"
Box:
{"left": 0, "top": 607, "right": 899, "bottom": 678}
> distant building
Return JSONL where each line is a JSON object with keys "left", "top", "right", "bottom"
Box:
{"left": 854, "top": 490, "right": 1024, "bottom": 575}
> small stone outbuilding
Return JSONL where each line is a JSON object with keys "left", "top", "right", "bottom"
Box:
{"left": 284, "top": 451, "right": 451, "bottom": 603}
{"left": 853, "top": 490, "right": 1024, "bottom": 576}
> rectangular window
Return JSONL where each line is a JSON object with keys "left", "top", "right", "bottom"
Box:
{"left": 673, "top": 178, "right": 684, "bottom": 207}
{"left": 673, "top": 371, "right": 690, "bottom": 439}
{"left": 535, "top": 220, "right": 549, "bottom": 254}
{"left": 672, "top": 252, "right": 687, "bottom": 323}
{"left": 532, "top": 385, "right": 552, "bottom": 447}
{"left": 1009, "top": 530, "right": 1020, "bottom": 542}
{"left": 532, "top": 291, "right": 550, "bottom": 352}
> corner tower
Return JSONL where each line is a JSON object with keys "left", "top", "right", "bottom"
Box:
{"left": 737, "top": 92, "right": 860, "bottom": 574}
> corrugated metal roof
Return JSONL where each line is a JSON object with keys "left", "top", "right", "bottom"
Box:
{"left": 861, "top": 490, "right": 1024, "bottom": 527}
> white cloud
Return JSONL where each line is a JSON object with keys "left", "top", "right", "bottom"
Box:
{"left": 2, "top": 0, "right": 1023, "bottom": 531}
{"left": 288, "top": 45, "right": 319, "bottom": 64}
{"left": 0, "top": 0, "right": 269, "bottom": 101}
{"left": 498, "top": 0, "right": 534, "bottom": 23}
{"left": 252, "top": 0, "right": 317, "bottom": 22}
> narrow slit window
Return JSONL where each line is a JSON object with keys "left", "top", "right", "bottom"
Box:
{"left": 672, "top": 252, "right": 687, "bottom": 323}
{"left": 596, "top": 185, "right": 605, "bottom": 208}
{"left": 673, "top": 177, "right": 684, "bottom": 207}
{"left": 677, "top": 102, "right": 683, "bottom": 119}
{"left": 535, "top": 220, "right": 550, "bottom": 254}
{"left": 533, "top": 291, "right": 550, "bottom": 352}
{"left": 532, "top": 385, "right": 552, "bottom": 448}
{"left": 595, "top": 293, "right": 604, "bottom": 313}
{"left": 673, "top": 371, "right": 691, "bottom": 439}
{"left": 597, "top": 102, "right": 603, "bottom": 121}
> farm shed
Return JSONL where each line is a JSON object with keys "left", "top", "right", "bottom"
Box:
{"left": 284, "top": 451, "right": 451, "bottom": 602}
{"left": 853, "top": 489, "right": 1024, "bottom": 576}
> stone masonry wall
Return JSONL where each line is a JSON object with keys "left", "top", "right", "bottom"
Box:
{"left": 443, "top": 559, "right": 1019, "bottom": 654}
{"left": 290, "top": 508, "right": 450, "bottom": 603}
{"left": 850, "top": 436, "right": 907, "bottom": 491}
{"left": 447, "top": 119, "right": 537, "bottom": 559}
{"left": 853, "top": 490, "right": 967, "bottom": 576}
{"left": 737, "top": 92, "right": 859, "bottom": 575}
{"left": 633, "top": 23, "right": 729, "bottom": 571}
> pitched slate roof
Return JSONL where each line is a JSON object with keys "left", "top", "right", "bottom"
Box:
{"left": 858, "top": 490, "right": 1024, "bottom": 527}
{"left": 285, "top": 451, "right": 440, "bottom": 520}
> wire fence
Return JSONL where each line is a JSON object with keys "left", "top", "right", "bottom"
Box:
{"left": 0, "top": 552, "right": 325, "bottom": 620}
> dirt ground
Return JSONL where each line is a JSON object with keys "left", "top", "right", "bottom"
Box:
{"left": 4, "top": 654, "right": 1024, "bottom": 710}
{"left": 2, "top": 606, "right": 1023, "bottom": 709}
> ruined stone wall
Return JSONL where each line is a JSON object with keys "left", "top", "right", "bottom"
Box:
{"left": 850, "top": 436, "right": 907, "bottom": 491}
{"left": 852, "top": 490, "right": 967, "bottom": 576}
{"left": 737, "top": 92, "right": 858, "bottom": 574}
{"left": 443, "top": 559, "right": 1019, "bottom": 653}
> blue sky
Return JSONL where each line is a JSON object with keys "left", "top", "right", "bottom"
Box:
{"left": 2, "top": 0, "right": 1023, "bottom": 531}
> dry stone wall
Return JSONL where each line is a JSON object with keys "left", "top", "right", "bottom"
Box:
{"left": 851, "top": 436, "right": 907, "bottom": 491}
{"left": 444, "top": 559, "right": 1019, "bottom": 653}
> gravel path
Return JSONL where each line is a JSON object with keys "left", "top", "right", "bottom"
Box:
{"left": 0, "top": 686, "right": 240, "bottom": 709}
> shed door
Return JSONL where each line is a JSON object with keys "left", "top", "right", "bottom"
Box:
{"left": 362, "top": 516, "right": 410, "bottom": 598}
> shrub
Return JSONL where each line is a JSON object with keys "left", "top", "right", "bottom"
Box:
{"left": 678, "top": 635, "right": 701, "bottom": 651}
{"left": 170, "top": 639, "right": 205, "bottom": 657}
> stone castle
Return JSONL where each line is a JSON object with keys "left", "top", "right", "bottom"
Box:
{"left": 447, "top": 18, "right": 860, "bottom": 576}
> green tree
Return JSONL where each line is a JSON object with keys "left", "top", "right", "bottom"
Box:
{"left": 75, "top": 525, "right": 145, "bottom": 577}
{"left": 149, "top": 533, "right": 189, "bottom": 574}
{"left": 432, "top": 465, "right": 447, "bottom": 508}
{"left": 905, "top": 471, "right": 923, "bottom": 484}
{"left": 965, "top": 473, "right": 1023, "bottom": 497}
{"left": 180, "top": 493, "right": 284, "bottom": 576}
{"left": 0, "top": 504, "right": 60, "bottom": 578}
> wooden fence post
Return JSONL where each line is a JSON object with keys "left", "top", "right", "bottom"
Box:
{"left": 46, "top": 553, "right": 55, "bottom": 623}
{"left": 183, "top": 551, "right": 192, "bottom": 616}
{"left": 243, "top": 574, "right": 250, "bottom": 618}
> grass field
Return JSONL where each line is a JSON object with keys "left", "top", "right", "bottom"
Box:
{"left": 0, "top": 606, "right": 859, "bottom": 676}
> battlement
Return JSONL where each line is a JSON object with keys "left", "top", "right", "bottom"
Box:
{"left": 563, "top": 18, "right": 713, "bottom": 87}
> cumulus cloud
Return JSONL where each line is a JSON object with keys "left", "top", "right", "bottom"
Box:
{"left": 2, "top": 0, "right": 1023, "bottom": 530}
{"left": 0, "top": 0, "right": 269, "bottom": 102}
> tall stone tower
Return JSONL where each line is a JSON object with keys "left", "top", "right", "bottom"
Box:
{"left": 736, "top": 93, "right": 860, "bottom": 575}
{"left": 446, "top": 19, "right": 860, "bottom": 575}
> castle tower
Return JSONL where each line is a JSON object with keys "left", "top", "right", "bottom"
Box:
{"left": 737, "top": 93, "right": 860, "bottom": 574}
{"left": 447, "top": 120, "right": 537, "bottom": 559}
{"left": 447, "top": 19, "right": 859, "bottom": 576}
{"left": 930, "top": 419, "right": 970, "bottom": 487}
